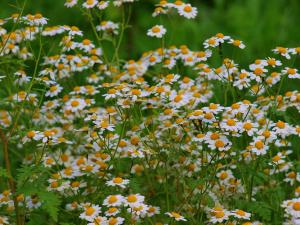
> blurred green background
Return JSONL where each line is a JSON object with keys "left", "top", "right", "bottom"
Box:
{"left": 1, "top": 0, "right": 300, "bottom": 65}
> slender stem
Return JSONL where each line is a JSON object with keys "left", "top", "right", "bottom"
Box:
{"left": 248, "top": 158, "right": 259, "bottom": 202}
{"left": 112, "top": 5, "right": 132, "bottom": 66}
{"left": 0, "top": 0, "right": 28, "bottom": 55}
{"left": 0, "top": 129, "right": 21, "bottom": 225}
{"left": 8, "top": 31, "right": 43, "bottom": 139}
{"left": 85, "top": 9, "right": 109, "bottom": 64}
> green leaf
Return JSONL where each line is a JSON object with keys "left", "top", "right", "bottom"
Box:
{"left": 38, "top": 190, "right": 61, "bottom": 222}
{"left": 0, "top": 167, "right": 8, "bottom": 178}
{"left": 27, "top": 213, "right": 45, "bottom": 225}
{"left": 16, "top": 165, "right": 38, "bottom": 189}
{"left": 285, "top": 107, "right": 300, "bottom": 125}
{"left": 16, "top": 164, "right": 49, "bottom": 192}
{"left": 248, "top": 201, "right": 272, "bottom": 222}
{"left": 16, "top": 165, "right": 60, "bottom": 221}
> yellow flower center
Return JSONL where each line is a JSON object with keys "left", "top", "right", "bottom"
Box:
{"left": 86, "top": 0, "right": 95, "bottom": 6}
{"left": 71, "top": 181, "right": 80, "bottom": 188}
{"left": 215, "top": 211, "right": 225, "bottom": 218}
{"left": 171, "top": 212, "right": 181, "bottom": 218}
{"left": 219, "top": 172, "right": 228, "bottom": 180}
{"left": 197, "top": 51, "right": 206, "bottom": 57}
{"left": 132, "top": 89, "right": 141, "bottom": 95}
{"left": 184, "top": 5, "right": 192, "bottom": 13}
{"left": 174, "top": 95, "right": 182, "bottom": 103}
{"left": 272, "top": 155, "right": 281, "bottom": 162}
{"left": 71, "top": 100, "right": 80, "bottom": 107}
{"left": 243, "top": 123, "right": 252, "bottom": 130}
{"left": 293, "top": 202, "right": 300, "bottom": 211}
{"left": 108, "top": 207, "right": 118, "bottom": 213}
{"left": 51, "top": 181, "right": 59, "bottom": 188}
{"left": 174, "top": 1, "right": 183, "bottom": 6}
{"left": 208, "top": 38, "right": 216, "bottom": 45}
{"left": 239, "top": 73, "right": 247, "bottom": 79}
{"left": 215, "top": 140, "right": 225, "bottom": 148}
{"left": 227, "top": 119, "right": 236, "bottom": 126}
{"left": 236, "top": 209, "right": 246, "bottom": 216}
{"left": 82, "top": 39, "right": 91, "bottom": 45}
{"left": 210, "top": 133, "right": 220, "bottom": 140}
{"left": 262, "top": 130, "right": 270, "bottom": 138}
{"left": 46, "top": 158, "right": 54, "bottom": 165}
{"left": 288, "top": 172, "right": 296, "bottom": 178}
{"left": 277, "top": 47, "right": 287, "bottom": 53}
{"left": 34, "top": 13, "right": 43, "bottom": 19}
{"left": 108, "top": 218, "right": 118, "bottom": 225}
{"left": 43, "top": 130, "right": 53, "bottom": 137}
{"left": 209, "top": 103, "right": 218, "bottom": 110}
{"left": 85, "top": 207, "right": 95, "bottom": 216}
{"left": 108, "top": 196, "right": 118, "bottom": 204}
{"left": 255, "top": 141, "right": 264, "bottom": 149}
{"left": 287, "top": 68, "right": 296, "bottom": 75}
{"left": 254, "top": 68, "right": 264, "bottom": 75}
{"left": 231, "top": 103, "right": 240, "bottom": 109}
{"left": 112, "top": 177, "right": 123, "bottom": 184}
{"left": 233, "top": 40, "right": 241, "bottom": 46}
{"left": 151, "top": 26, "right": 161, "bottom": 33}
{"left": 27, "top": 131, "right": 36, "bottom": 138}
{"left": 127, "top": 195, "right": 137, "bottom": 203}
{"left": 204, "top": 112, "right": 213, "bottom": 119}
{"left": 108, "top": 89, "right": 116, "bottom": 94}
{"left": 267, "top": 58, "right": 276, "bottom": 66}
{"left": 100, "top": 121, "right": 109, "bottom": 128}
{"left": 216, "top": 33, "right": 224, "bottom": 38}
{"left": 50, "top": 86, "right": 58, "bottom": 92}
{"left": 276, "top": 121, "right": 285, "bottom": 129}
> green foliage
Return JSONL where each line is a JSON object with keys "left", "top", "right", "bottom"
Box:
{"left": 248, "top": 201, "right": 273, "bottom": 222}
{"left": 0, "top": 0, "right": 299, "bottom": 224}
{"left": 16, "top": 165, "right": 61, "bottom": 222}
{"left": 27, "top": 213, "right": 45, "bottom": 225}
{"left": 16, "top": 164, "right": 47, "bottom": 191}
{"left": 38, "top": 190, "right": 61, "bottom": 222}
{"left": 1, "top": 0, "right": 300, "bottom": 65}
{"left": 0, "top": 167, "right": 8, "bottom": 178}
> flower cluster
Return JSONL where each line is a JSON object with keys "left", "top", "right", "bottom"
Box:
{"left": 0, "top": 1, "right": 299, "bottom": 225}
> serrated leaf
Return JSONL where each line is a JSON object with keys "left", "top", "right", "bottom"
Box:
{"left": 248, "top": 201, "right": 272, "bottom": 221}
{"left": 16, "top": 164, "right": 49, "bottom": 193}
{"left": 17, "top": 165, "right": 37, "bottom": 189}
{"left": 0, "top": 167, "right": 8, "bottom": 178}
{"left": 27, "top": 213, "right": 45, "bottom": 225}
{"left": 38, "top": 191, "right": 61, "bottom": 222}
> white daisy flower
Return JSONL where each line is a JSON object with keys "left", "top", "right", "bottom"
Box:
{"left": 147, "top": 25, "right": 166, "bottom": 38}
{"left": 79, "top": 205, "right": 101, "bottom": 222}
{"left": 107, "top": 217, "right": 124, "bottom": 225}
{"left": 106, "top": 177, "right": 130, "bottom": 189}
{"left": 228, "top": 39, "right": 246, "bottom": 49}
{"left": 272, "top": 46, "right": 291, "bottom": 59}
{"left": 103, "top": 195, "right": 125, "bottom": 207}
{"left": 82, "top": 0, "right": 98, "bottom": 8}
{"left": 250, "top": 138, "right": 269, "bottom": 155}
{"left": 65, "top": 98, "right": 87, "bottom": 112}
{"left": 64, "top": 0, "right": 78, "bottom": 8}
{"left": 45, "top": 84, "right": 63, "bottom": 97}
{"left": 282, "top": 67, "right": 300, "bottom": 79}
{"left": 165, "top": 211, "right": 187, "bottom": 221}
{"left": 97, "top": 1, "right": 109, "bottom": 10}
{"left": 231, "top": 209, "right": 251, "bottom": 220}
{"left": 177, "top": 4, "right": 198, "bottom": 19}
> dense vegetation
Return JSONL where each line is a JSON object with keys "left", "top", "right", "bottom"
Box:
{"left": 0, "top": 1, "right": 300, "bottom": 225}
